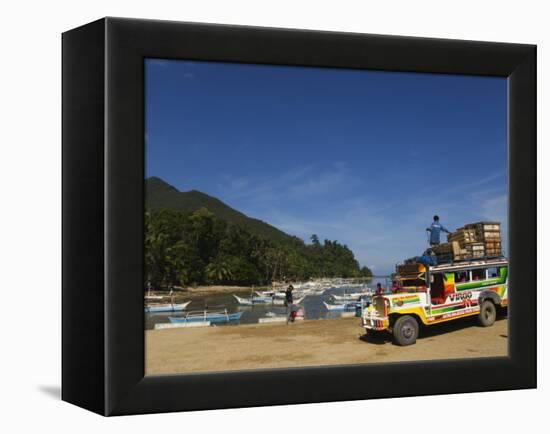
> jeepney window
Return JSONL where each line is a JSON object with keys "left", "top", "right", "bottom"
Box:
{"left": 454, "top": 271, "right": 469, "bottom": 283}
{"left": 471, "top": 269, "right": 486, "bottom": 281}
{"left": 487, "top": 267, "right": 499, "bottom": 278}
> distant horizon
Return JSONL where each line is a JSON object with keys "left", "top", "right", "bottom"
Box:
{"left": 145, "top": 59, "right": 507, "bottom": 275}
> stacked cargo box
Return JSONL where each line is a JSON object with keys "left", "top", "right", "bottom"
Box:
{"left": 430, "top": 242, "right": 453, "bottom": 263}
{"left": 465, "top": 242, "right": 486, "bottom": 258}
{"left": 447, "top": 228, "right": 476, "bottom": 260}
{"left": 446, "top": 221, "right": 502, "bottom": 260}
{"left": 468, "top": 222, "right": 502, "bottom": 257}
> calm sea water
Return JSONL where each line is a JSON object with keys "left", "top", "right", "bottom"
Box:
{"left": 145, "top": 277, "right": 389, "bottom": 330}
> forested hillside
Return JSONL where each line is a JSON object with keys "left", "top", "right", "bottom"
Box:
{"left": 145, "top": 178, "right": 372, "bottom": 288}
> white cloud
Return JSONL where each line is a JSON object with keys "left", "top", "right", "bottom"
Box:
{"left": 216, "top": 166, "right": 508, "bottom": 275}
{"left": 287, "top": 161, "right": 360, "bottom": 197}
{"left": 218, "top": 162, "right": 357, "bottom": 203}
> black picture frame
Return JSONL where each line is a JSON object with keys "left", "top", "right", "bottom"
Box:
{"left": 62, "top": 17, "right": 536, "bottom": 416}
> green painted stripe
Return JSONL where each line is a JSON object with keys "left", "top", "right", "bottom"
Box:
{"left": 457, "top": 281, "right": 497, "bottom": 291}
{"left": 430, "top": 304, "right": 465, "bottom": 314}
{"left": 402, "top": 297, "right": 419, "bottom": 304}
{"left": 392, "top": 297, "right": 420, "bottom": 307}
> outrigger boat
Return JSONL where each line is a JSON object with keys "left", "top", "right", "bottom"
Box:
{"left": 323, "top": 301, "right": 361, "bottom": 311}
{"left": 234, "top": 294, "right": 306, "bottom": 306}
{"left": 254, "top": 290, "right": 285, "bottom": 298}
{"left": 145, "top": 301, "right": 191, "bottom": 313}
{"left": 145, "top": 295, "right": 164, "bottom": 300}
{"left": 330, "top": 292, "right": 372, "bottom": 302}
{"left": 259, "top": 282, "right": 329, "bottom": 297}
{"left": 168, "top": 309, "right": 243, "bottom": 324}
{"left": 255, "top": 290, "right": 309, "bottom": 299}
{"left": 232, "top": 294, "right": 273, "bottom": 305}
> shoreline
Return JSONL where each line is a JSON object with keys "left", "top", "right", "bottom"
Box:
{"left": 145, "top": 277, "right": 377, "bottom": 300}
{"left": 145, "top": 285, "right": 270, "bottom": 301}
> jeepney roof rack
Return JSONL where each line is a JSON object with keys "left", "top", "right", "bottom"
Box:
{"left": 429, "top": 255, "right": 508, "bottom": 271}
{"left": 433, "top": 253, "right": 507, "bottom": 265}
{"left": 397, "top": 254, "right": 507, "bottom": 272}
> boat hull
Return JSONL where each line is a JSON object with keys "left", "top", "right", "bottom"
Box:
{"left": 169, "top": 311, "right": 243, "bottom": 324}
{"left": 330, "top": 293, "right": 371, "bottom": 302}
{"left": 145, "top": 301, "right": 191, "bottom": 313}
{"left": 233, "top": 294, "right": 273, "bottom": 305}
{"left": 323, "top": 301, "right": 360, "bottom": 311}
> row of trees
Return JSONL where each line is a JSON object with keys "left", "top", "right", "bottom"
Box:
{"left": 145, "top": 207, "right": 372, "bottom": 289}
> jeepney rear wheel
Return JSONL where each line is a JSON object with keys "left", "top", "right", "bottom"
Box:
{"left": 478, "top": 300, "right": 496, "bottom": 327}
{"left": 392, "top": 315, "right": 419, "bottom": 346}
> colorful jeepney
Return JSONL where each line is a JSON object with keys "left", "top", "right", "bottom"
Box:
{"left": 361, "top": 257, "right": 508, "bottom": 345}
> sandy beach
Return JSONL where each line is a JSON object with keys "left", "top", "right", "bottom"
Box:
{"left": 145, "top": 316, "right": 507, "bottom": 375}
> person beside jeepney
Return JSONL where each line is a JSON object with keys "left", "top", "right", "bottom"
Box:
{"left": 375, "top": 283, "right": 384, "bottom": 295}
{"left": 391, "top": 280, "right": 400, "bottom": 293}
{"left": 426, "top": 215, "right": 451, "bottom": 246}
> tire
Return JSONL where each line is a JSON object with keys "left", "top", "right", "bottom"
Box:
{"left": 392, "top": 315, "right": 419, "bottom": 346}
{"left": 478, "top": 300, "right": 496, "bottom": 327}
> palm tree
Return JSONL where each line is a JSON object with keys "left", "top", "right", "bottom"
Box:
{"left": 205, "top": 258, "right": 233, "bottom": 283}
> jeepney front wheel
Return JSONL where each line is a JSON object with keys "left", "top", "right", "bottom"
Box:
{"left": 478, "top": 300, "right": 496, "bottom": 327}
{"left": 392, "top": 315, "right": 419, "bottom": 346}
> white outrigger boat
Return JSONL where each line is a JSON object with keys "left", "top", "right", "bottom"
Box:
{"left": 145, "top": 295, "right": 164, "bottom": 300}
{"left": 255, "top": 289, "right": 311, "bottom": 298}
{"left": 145, "top": 301, "right": 191, "bottom": 313}
{"left": 169, "top": 309, "right": 243, "bottom": 324}
{"left": 232, "top": 294, "right": 273, "bottom": 306}
{"left": 330, "top": 291, "right": 372, "bottom": 302}
{"left": 233, "top": 294, "right": 306, "bottom": 306}
{"left": 254, "top": 290, "right": 285, "bottom": 298}
{"left": 323, "top": 300, "right": 361, "bottom": 311}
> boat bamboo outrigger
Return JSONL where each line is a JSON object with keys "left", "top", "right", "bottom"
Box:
{"left": 168, "top": 309, "right": 243, "bottom": 324}
{"left": 145, "top": 301, "right": 191, "bottom": 313}
{"left": 144, "top": 295, "right": 164, "bottom": 300}
{"left": 232, "top": 294, "right": 273, "bottom": 305}
{"left": 233, "top": 294, "right": 306, "bottom": 306}
{"left": 330, "top": 291, "right": 372, "bottom": 302}
{"left": 323, "top": 301, "right": 361, "bottom": 311}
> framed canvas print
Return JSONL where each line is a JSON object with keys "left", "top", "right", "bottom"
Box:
{"left": 62, "top": 17, "right": 536, "bottom": 416}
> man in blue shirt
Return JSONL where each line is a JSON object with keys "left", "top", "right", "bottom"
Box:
{"left": 426, "top": 215, "right": 451, "bottom": 246}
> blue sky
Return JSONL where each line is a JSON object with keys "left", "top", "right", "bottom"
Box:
{"left": 145, "top": 59, "right": 507, "bottom": 275}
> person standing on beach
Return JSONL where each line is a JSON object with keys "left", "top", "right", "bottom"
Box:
{"left": 285, "top": 285, "right": 294, "bottom": 324}
{"left": 169, "top": 285, "right": 175, "bottom": 306}
{"left": 426, "top": 215, "right": 451, "bottom": 246}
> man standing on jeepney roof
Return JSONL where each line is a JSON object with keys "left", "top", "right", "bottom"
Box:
{"left": 426, "top": 215, "right": 451, "bottom": 246}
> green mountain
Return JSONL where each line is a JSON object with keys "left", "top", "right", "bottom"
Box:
{"left": 145, "top": 177, "right": 293, "bottom": 243}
